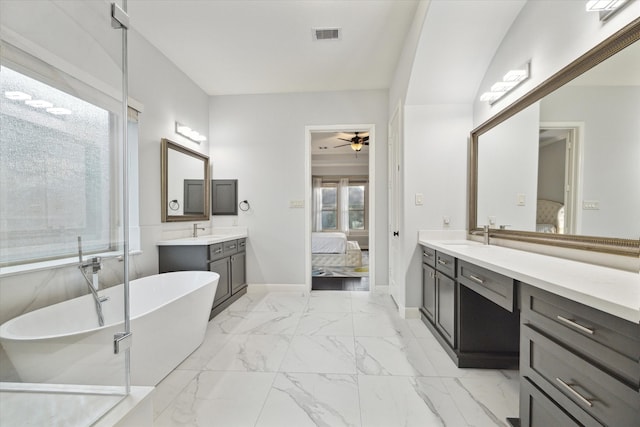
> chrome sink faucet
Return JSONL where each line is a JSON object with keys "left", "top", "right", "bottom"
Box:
{"left": 193, "top": 223, "right": 205, "bottom": 238}
{"left": 483, "top": 225, "right": 490, "bottom": 245}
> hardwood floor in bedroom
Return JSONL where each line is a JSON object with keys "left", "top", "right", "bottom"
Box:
{"left": 312, "top": 276, "right": 369, "bottom": 291}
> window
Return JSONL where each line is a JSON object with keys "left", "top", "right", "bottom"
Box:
{"left": 0, "top": 58, "right": 137, "bottom": 266}
{"left": 321, "top": 184, "right": 338, "bottom": 230}
{"left": 348, "top": 184, "right": 366, "bottom": 230}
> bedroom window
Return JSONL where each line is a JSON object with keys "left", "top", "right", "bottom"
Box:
{"left": 321, "top": 184, "right": 338, "bottom": 230}
{"left": 348, "top": 184, "right": 365, "bottom": 230}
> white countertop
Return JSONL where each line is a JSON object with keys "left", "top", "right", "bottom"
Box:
{"left": 157, "top": 231, "right": 247, "bottom": 246}
{"left": 419, "top": 239, "right": 640, "bottom": 323}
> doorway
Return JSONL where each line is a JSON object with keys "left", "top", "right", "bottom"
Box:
{"left": 305, "top": 125, "right": 375, "bottom": 293}
{"left": 538, "top": 123, "right": 583, "bottom": 235}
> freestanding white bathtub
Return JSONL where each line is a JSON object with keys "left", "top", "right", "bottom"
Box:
{"left": 0, "top": 271, "right": 219, "bottom": 386}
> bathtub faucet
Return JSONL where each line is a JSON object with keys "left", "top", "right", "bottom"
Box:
{"left": 77, "top": 237, "right": 108, "bottom": 327}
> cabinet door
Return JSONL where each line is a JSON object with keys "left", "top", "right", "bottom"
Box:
{"left": 209, "top": 257, "right": 231, "bottom": 307}
{"left": 436, "top": 272, "right": 456, "bottom": 348}
{"left": 231, "top": 252, "right": 246, "bottom": 293}
{"left": 422, "top": 264, "right": 436, "bottom": 323}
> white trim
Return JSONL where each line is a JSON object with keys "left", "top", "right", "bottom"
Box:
{"left": 305, "top": 124, "right": 376, "bottom": 293}
{"left": 402, "top": 307, "right": 421, "bottom": 319}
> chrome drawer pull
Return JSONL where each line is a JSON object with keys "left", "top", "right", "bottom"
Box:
{"left": 555, "top": 378, "right": 593, "bottom": 407}
{"left": 423, "top": 252, "right": 432, "bottom": 258}
{"left": 229, "top": 244, "right": 237, "bottom": 249}
{"left": 437, "top": 259, "right": 448, "bottom": 265}
{"left": 430, "top": 272, "right": 435, "bottom": 278}
{"left": 556, "top": 315, "right": 594, "bottom": 335}
{"left": 214, "top": 249, "right": 222, "bottom": 254}
{"left": 468, "top": 274, "right": 485, "bottom": 284}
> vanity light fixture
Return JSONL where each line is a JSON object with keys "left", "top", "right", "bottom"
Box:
{"left": 4, "top": 91, "right": 32, "bottom": 101}
{"left": 586, "top": 0, "right": 629, "bottom": 20}
{"left": 175, "top": 121, "right": 207, "bottom": 143}
{"left": 480, "top": 62, "right": 530, "bottom": 105}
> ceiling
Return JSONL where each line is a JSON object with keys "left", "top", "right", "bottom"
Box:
{"left": 311, "top": 131, "right": 370, "bottom": 156}
{"left": 127, "top": 0, "right": 420, "bottom": 96}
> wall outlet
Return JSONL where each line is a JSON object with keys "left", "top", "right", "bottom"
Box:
{"left": 488, "top": 216, "right": 496, "bottom": 226}
{"left": 415, "top": 193, "right": 424, "bottom": 206}
{"left": 289, "top": 200, "right": 304, "bottom": 208}
{"left": 442, "top": 216, "right": 451, "bottom": 226}
{"left": 582, "top": 200, "right": 600, "bottom": 210}
{"left": 516, "top": 193, "right": 526, "bottom": 206}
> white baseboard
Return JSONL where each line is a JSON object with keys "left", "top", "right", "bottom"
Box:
{"left": 402, "top": 307, "right": 421, "bottom": 319}
{"left": 246, "top": 284, "right": 308, "bottom": 294}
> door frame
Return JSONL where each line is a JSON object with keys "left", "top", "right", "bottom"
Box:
{"left": 304, "top": 124, "right": 376, "bottom": 293}
{"left": 388, "top": 101, "right": 402, "bottom": 303}
{"left": 539, "top": 122, "right": 584, "bottom": 235}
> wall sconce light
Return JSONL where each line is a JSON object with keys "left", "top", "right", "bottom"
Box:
{"left": 585, "top": 0, "right": 628, "bottom": 21}
{"left": 175, "top": 121, "right": 207, "bottom": 143}
{"left": 480, "top": 62, "right": 530, "bottom": 105}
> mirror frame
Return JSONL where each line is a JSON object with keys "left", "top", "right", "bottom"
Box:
{"left": 468, "top": 17, "right": 640, "bottom": 257}
{"left": 161, "top": 138, "right": 210, "bottom": 222}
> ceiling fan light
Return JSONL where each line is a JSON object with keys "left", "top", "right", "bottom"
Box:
{"left": 351, "top": 142, "right": 363, "bottom": 151}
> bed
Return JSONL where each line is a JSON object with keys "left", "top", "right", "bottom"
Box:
{"left": 536, "top": 199, "right": 565, "bottom": 234}
{"left": 312, "top": 232, "right": 362, "bottom": 267}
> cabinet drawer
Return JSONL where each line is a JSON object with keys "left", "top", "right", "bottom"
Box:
{"left": 521, "top": 285, "right": 640, "bottom": 386}
{"left": 237, "top": 238, "right": 247, "bottom": 252}
{"left": 458, "top": 260, "right": 514, "bottom": 312}
{"left": 209, "top": 243, "right": 224, "bottom": 260}
{"left": 520, "top": 377, "right": 591, "bottom": 427}
{"left": 421, "top": 246, "right": 436, "bottom": 267}
{"left": 223, "top": 239, "right": 239, "bottom": 254}
{"left": 435, "top": 251, "right": 456, "bottom": 278}
{"left": 521, "top": 325, "right": 639, "bottom": 427}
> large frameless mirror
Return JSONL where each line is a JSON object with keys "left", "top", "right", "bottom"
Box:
{"left": 161, "top": 138, "right": 210, "bottom": 222}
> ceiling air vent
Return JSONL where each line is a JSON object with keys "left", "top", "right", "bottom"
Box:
{"left": 313, "top": 28, "right": 341, "bottom": 41}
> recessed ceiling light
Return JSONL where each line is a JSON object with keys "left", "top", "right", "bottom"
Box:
{"left": 25, "top": 99, "right": 53, "bottom": 108}
{"left": 5, "top": 91, "right": 32, "bottom": 101}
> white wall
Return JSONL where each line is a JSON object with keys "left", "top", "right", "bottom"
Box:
{"left": 477, "top": 103, "right": 540, "bottom": 231}
{"left": 473, "top": 0, "right": 640, "bottom": 126}
{"left": 401, "top": 104, "right": 471, "bottom": 308}
{"left": 209, "top": 90, "right": 388, "bottom": 287}
{"left": 540, "top": 85, "right": 640, "bottom": 239}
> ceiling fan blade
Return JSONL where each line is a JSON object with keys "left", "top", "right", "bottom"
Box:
{"left": 362, "top": 136, "right": 369, "bottom": 142}
{"left": 333, "top": 143, "right": 352, "bottom": 148}
{"left": 338, "top": 138, "right": 352, "bottom": 142}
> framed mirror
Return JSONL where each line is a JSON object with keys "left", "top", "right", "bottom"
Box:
{"left": 469, "top": 18, "right": 640, "bottom": 257}
{"left": 161, "top": 138, "right": 210, "bottom": 222}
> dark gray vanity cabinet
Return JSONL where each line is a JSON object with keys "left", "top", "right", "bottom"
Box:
{"left": 519, "top": 284, "right": 640, "bottom": 427}
{"left": 421, "top": 247, "right": 436, "bottom": 323}
{"left": 159, "top": 238, "right": 247, "bottom": 319}
{"left": 419, "top": 245, "right": 519, "bottom": 369}
{"left": 420, "top": 248, "right": 457, "bottom": 352}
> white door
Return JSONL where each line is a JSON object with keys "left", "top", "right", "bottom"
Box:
{"left": 388, "top": 105, "right": 402, "bottom": 301}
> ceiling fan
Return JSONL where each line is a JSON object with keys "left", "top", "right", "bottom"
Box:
{"left": 334, "top": 132, "right": 369, "bottom": 152}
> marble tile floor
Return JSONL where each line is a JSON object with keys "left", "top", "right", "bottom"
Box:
{"left": 153, "top": 290, "right": 519, "bottom": 427}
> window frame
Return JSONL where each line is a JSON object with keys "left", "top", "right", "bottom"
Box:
{"left": 0, "top": 42, "right": 140, "bottom": 269}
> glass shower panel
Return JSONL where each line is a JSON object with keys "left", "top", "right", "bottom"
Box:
{"left": 0, "top": 1, "right": 130, "bottom": 425}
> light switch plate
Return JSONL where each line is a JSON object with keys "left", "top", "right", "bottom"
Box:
{"left": 583, "top": 200, "right": 600, "bottom": 210}
{"left": 516, "top": 193, "right": 526, "bottom": 206}
{"left": 415, "top": 193, "right": 424, "bottom": 206}
{"left": 289, "top": 200, "right": 304, "bottom": 208}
